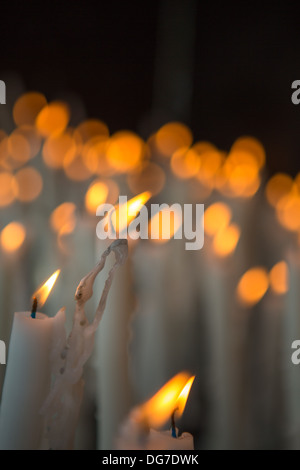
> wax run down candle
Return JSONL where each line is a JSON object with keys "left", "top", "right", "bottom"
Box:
{"left": 115, "top": 372, "right": 195, "bottom": 450}
{"left": 40, "top": 238, "right": 128, "bottom": 450}
{"left": 0, "top": 269, "right": 64, "bottom": 450}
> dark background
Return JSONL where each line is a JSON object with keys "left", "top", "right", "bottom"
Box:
{"left": 1, "top": 0, "right": 300, "bottom": 176}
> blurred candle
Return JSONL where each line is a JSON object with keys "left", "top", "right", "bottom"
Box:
{"left": 0, "top": 269, "right": 65, "bottom": 450}
{"left": 94, "top": 192, "right": 151, "bottom": 449}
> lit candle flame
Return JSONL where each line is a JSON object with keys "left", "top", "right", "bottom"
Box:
{"left": 110, "top": 191, "right": 152, "bottom": 235}
{"left": 136, "top": 372, "right": 194, "bottom": 429}
{"left": 174, "top": 375, "right": 195, "bottom": 418}
{"left": 32, "top": 269, "right": 61, "bottom": 309}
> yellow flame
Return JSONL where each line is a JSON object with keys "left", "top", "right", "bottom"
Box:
{"left": 137, "top": 372, "right": 192, "bottom": 429}
{"left": 32, "top": 269, "right": 61, "bottom": 308}
{"left": 111, "top": 191, "right": 151, "bottom": 234}
{"left": 175, "top": 375, "right": 195, "bottom": 418}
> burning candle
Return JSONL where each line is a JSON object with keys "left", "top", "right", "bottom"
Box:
{"left": 94, "top": 192, "right": 151, "bottom": 449}
{"left": 115, "top": 372, "right": 195, "bottom": 450}
{"left": 0, "top": 269, "right": 64, "bottom": 450}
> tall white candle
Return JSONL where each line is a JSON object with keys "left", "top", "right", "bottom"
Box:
{"left": 0, "top": 308, "right": 65, "bottom": 450}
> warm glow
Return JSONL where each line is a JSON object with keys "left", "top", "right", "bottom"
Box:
{"left": 155, "top": 122, "right": 193, "bottom": 157}
{"left": 63, "top": 152, "right": 93, "bottom": 181}
{"left": 85, "top": 180, "right": 109, "bottom": 215}
{"left": 43, "top": 132, "right": 77, "bottom": 169}
{"left": 7, "top": 131, "right": 31, "bottom": 165}
{"left": 111, "top": 191, "right": 152, "bottom": 234}
{"left": 13, "top": 167, "right": 43, "bottom": 202}
{"left": 204, "top": 202, "right": 232, "bottom": 236}
{"left": 212, "top": 223, "right": 240, "bottom": 257}
{"left": 276, "top": 194, "right": 300, "bottom": 232}
{"left": 74, "top": 119, "right": 109, "bottom": 145}
{"left": 50, "top": 202, "right": 77, "bottom": 234}
{"left": 137, "top": 372, "right": 192, "bottom": 428}
{"left": 13, "top": 92, "right": 47, "bottom": 127}
{"left": 175, "top": 375, "right": 195, "bottom": 418}
{"left": 0, "top": 172, "right": 16, "bottom": 207}
{"left": 1, "top": 222, "right": 26, "bottom": 253}
{"left": 265, "top": 173, "right": 294, "bottom": 208}
{"left": 269, "top": 261, "right": 289, "bottom": 295}
{"left": 149, "top": 207, "right": 183, "bottom": 242}
{"left": 82, "top": 136, "right": 112, "bottom": 175}
{"left": 106, "top": 131, "right": 145, "bottom": 173}
{"left": 237, "top": 267, "right": 269, "bottom": 306}
{"left": 171, "top": 147, "right": 201, "bottom": 179}
{"left": 32, "top": 269, "right": 60, "bottom": 308}
{"left": 127, "top": 161, "right": 166, "bottom": 196}
{"left": 230, "top": 137, "right": 266, "bottom": 170}
{"left": 35, "top": 102, "right": 70, "bottom": 137}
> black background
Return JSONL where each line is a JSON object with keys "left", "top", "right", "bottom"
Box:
{"left": 1, "top": 0, "right": 300, "bottom": 176}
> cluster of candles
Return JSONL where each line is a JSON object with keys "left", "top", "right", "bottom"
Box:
{"left": 0, "top": 88, "right": 299, "bottom": 449}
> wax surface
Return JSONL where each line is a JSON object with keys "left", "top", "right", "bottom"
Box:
{"left": 0, "top": 310, "right": 65, "bottom": 450}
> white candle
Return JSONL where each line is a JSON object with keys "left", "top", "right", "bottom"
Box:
{"left": 0, "top": 308, "right": 65, "bottom": 450}
{"left": 41, "top": 239, "right": 128, "bottom": 450}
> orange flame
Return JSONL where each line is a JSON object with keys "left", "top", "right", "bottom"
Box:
{"left": 175, "top": 375, "right": 195, "bottom": 418}
{"left": 110, "top": 191, "right": 151, "bottom": 234}
{"left": 136, "top": 372, "right": 194, "bottom": 429}
{"left": 32, "top": 269, "right": 61, "bottom": 308}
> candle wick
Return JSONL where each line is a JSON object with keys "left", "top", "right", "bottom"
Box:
{"left": 171, "top": 407, "right": 178, "bottom": 438}
{"left": 31, "top": 297, "right": 38, "bottom": 319}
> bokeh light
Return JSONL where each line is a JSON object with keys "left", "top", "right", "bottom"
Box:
{"left": 35, "top": 101, "right": 70, "bottom": 137}
{"left": 237, "top": 267, "right": 269, "bottom": 306}
{"left": 13, "top": 167, "right": 43, "bottom": 202}
{"left": 204, "top": 202, "right": 232, "bottom": 236}
{"left": 0, "top": 222, "right": 26, "bottom": 253}
{"left": 269, "top": 261, "right": 289, "bottom": 295}
{"left": 13, "top": 92, "right": 47, "bottom": 127}
{"left": 155, "top": 122, "right": 193, "bottom": 157}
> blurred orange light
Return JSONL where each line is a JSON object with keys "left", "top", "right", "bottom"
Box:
{"left": 276, "top": 194, "right": 300, "bottom": 232}
{"left": 85, "top": 180, "right": 109, "bottom": 215}
{"left": 43, "top": 132, "right": 77, "bottom": 169}
{"left": 212, "top": 223, "right": 240, "bottom": 257}
{"left": 265, "top": 173, "right": 294, "bottom": 208}
{"left": 269, "top": 261, "right": 289, "bottom": 295}
{"left": 50, "top": 202, "right": 77, "bottom": 234}
{"left": 237, "top": 267, "right": 269, "bottom": 306}
{"left": 171, "top": 147, "right": 201, "bottom": 179}
{"left": 127, "top": 161, "right": 166, "bottom": 197}
{"left": 13, "top": 167, "right": 43, "bottom": 202}
{"left": 35, "top": 102, "right": 70, "bottom": 137}
{"left": 204, "top": 202, "right": 232, "bottom": 236}
{"left": 149, "top": 207, "right": 182, "bottom": 242}
{"left": 0, "top": 172, "right": 16, "bottom": 206}
{"left": 63, "top": 152, "right": 93, "bottom": 181}
{"left": 13, "top": 92, "right": 47, "bottom": 127}
{"left": 74, "top": 119, "right": 109, "bottom": 145}
{"left": 155, "top": 122, "right": 193, "bottom": 157}
{"left": 106, "top": 131, "right": 145, "bottom": 173}
{"left": 1, "top": 222, "right": 26, "bottom": 253}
